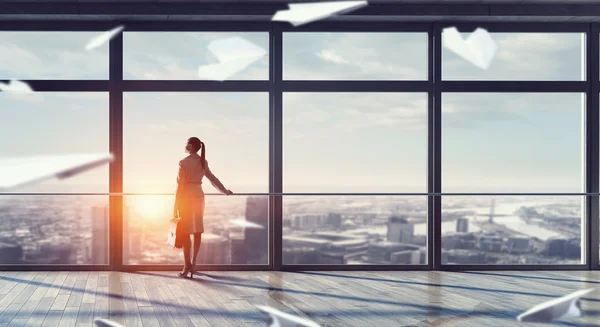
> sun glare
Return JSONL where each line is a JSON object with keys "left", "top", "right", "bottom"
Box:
{"left": 131, "top": 196, "right": 169, "bottom": 221}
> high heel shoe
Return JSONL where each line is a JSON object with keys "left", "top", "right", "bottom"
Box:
{"left": 190, "top": 261, "right": 196, "bottom": 279}
{"left": 178, "top": 265, "right": 192, "bottom": 278}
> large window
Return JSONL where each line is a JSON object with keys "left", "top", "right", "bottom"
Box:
{"left": 283, "top": 93, "right": 428, "bottom": 265}
{"left": 283, "top": 32, "right": 428, "bottom": 80}
{"left": 123, "top": 32, "right": 269, "bottom": 80}
{"left": 442, "top": 32, "right": 585, "bottom": 81}
{"left": 2, "top": 26, "right": 599, "bottom": 270}
{"left": 0, "top": 92, "right": 110, "bottom": 264}
{"left": 123, "top": 92, "right": 269, "bottom": 265}
{"left": 441, "top": 93, "right": 585, "bottom": 264}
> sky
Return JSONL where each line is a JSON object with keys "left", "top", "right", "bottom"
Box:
{"left": 0, "top": 30, "right": 587, "bottom": 194}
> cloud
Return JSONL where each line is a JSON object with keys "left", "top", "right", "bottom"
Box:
{"left": 316, "top": 49, "right": 349, "bottom": 64}
{"left": 440, "top": 93, "right": 580, "bottom": 130}
{"left": 445, "top": 33, "right": 583, "bottom": 80}
{"left": 147, "top": 123, "right": 170, "bottom": 134}
{"left": 0, "top": 32, "right": 108, "bottom": 79}
{"left": 284, "top": 32, "right": 427, "bottom": 80}
{"left": 123, "top": 32, "right": 268, "bottom": 80}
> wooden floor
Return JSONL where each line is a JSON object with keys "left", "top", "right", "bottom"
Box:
{"left": 0, "top": 271, "right": 598, "bottom": 327}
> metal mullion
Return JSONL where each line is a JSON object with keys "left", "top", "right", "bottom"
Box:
{"left": 119, "top": 21, "right": 270, "bottom": 32}
{"left": 432, "top": 22, "right": 442, "bottom": 271}
{"left": 427, "top": 23, "right": 435, "bottom": 271}
{"left": 109, "top": 32, "right": 123, "bottom": 271}
{"left": 439, "top": 22, "right": 589, "bottom": 33}
{"left": 280, "top": 22, "right": 429, "bottom": 32}
{"left": 281, "top": 81, "right": 428, "bottom": 93}
{"left": 589, "top": 23, "right": 600, "bottom": 270}
{"left": 270, "top": 23, "right": 283, "bottom": 271}
{"left": 442, "top": 264, "right": 586, "bottom": 271}
{"left": 122, "top": 80, "right": 269, "bottom": 92}
{"left": 0, "top": 265, "right": 112, "bottom": 271}
{"left": 0, "top": 80, "right": 108, "bottom": 92}
{"left": 281, "top": 265, "right": 430, "bottom": 271}
{"left": 0, "top": 21, "right": 120, "bottom": 31}
{"left": 120, "top": 265, "right": 271, "bottom": 272}
{"left": 442, "top": 264, "right": 587, "bottom": 271}
{"left": 440, "top": 81, "right": 587, "bottom": 93}
{"left": 0, "top": 21, "right": 271, "bottom": 31}
{"left": 8, "top": 192, "right": 600, "bottom": 196}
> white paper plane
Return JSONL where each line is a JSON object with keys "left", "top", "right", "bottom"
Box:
{"left": 272, "top": 1, "right": 368, "bottom": 27}
{"left": 94, "top": 318, "right": 126, "bottom": 327}
{"left": 0, "top": 153, "right": 114, "bottom": 191}
{"left": 86, "top": 26, "right": 125, "bottom": 51}
{"left": 197, "top": 36, "right": 266, "bottom": 81}
{"left": 443, "top": 26, "right": 497, "bottom": 70}
{"left": 257, "top": 306, "right": 321, "bottom": 327}
{"left": 517, "top": 288, "right": 594, "bottom": 323}
{"left": 0, "top": 80, "right": 33, "bottom": 93}
{"left": 230, "top": 219, "right": 264, "bottom": 229}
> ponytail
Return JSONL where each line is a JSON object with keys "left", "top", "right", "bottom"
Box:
{"left": 200, "top": 141, "right": 206, "bottom": 169}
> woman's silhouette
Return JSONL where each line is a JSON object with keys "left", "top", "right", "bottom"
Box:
{"left": 173, "top": 137, "right": 232, "bottom": 278}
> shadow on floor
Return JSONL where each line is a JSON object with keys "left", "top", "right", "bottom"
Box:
{"left": 460, "top": 271, "right": 600, "bottom": 284}
{"left": 1, "top": 272, "right": 598, "bottom": 326}
{"left": 295, "top": 271, "right": 600, "bottom": 303}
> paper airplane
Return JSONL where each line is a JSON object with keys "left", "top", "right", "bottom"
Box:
{"left": 443, "top": 26, "right": 497, "bottom": 70}
{"left": 0, "top": 80, "right": 33, "bottom": 93}
{"left": 94, "top": 318, "right": 126, "bottom": 327}
{"left": 230, "top": 219, "right": 264, "bottom": 229}
{"left": 197, "top": 36, "right": 266, "bottom": 81}
{"left": 517, "top": 288, "right": 594, "bottom": 323}
{"left": 272, "top": 1, "right": 368, "bottom": 27}
{"left": 86, "top": 26, "right": 125, "bottom": 51}
{"left": 0, "top": 153, "right": 114, "bottom": 191}
{"left": 257, "top": 306, "right": 321, "bottom": 327}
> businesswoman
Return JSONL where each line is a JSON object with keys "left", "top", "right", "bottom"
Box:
{"left": 173, "top": 137, "right": 233, "bottom": 278}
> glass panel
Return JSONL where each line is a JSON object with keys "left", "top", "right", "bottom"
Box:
{"left": 123, "top": 195, "right": 268, "bottom": 265}
{"left": 442, "top": 93, "right": 584, "bottom": 265}
{"left": 123, "top": 92, "right": 269, "bottom": 264}
{"left": 123, "top": 32, "right": 269, "bottom": 80}
{"left": 283, "top": 32, "right": 428, "bottom": 80}
{"left": 442, "top": 93, "right": 584, "bottom": 193}
{"left": 441, "top": 196, "right": 583, "bottom": 265}
{"left": 0, "top": 195, "right": 109, "bottom": 264}
{"left": 442, "top": 33, "right": 584, "bottom": 81}
{"left": 283, "top": 93, "right": 427, "bottom": 192}
{"left": 0, "top": 92, "right": 109, "bottom": 193}
{"left": 0, "top": 32, "right": 109, "bottom": 79}
{"left": 283, "top": 196, "right": 427, "bottom": 265}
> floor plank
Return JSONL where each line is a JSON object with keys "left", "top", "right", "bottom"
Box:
{"left": 0, "top": 271, "right": 597, "bottom": 327}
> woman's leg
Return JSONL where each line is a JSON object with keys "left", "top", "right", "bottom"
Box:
{"left": 191, "top": 233, "right": 202, "bottom": 264}
{"left": 181, "top": 234, "right": 192, "bottom": 269}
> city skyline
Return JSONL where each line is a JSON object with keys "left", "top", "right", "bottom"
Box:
{"left": 0, "top": 193, "right": 583, "bottom": 265}
{"left": 0, "top": 31, "right": 588, "bottom": 194}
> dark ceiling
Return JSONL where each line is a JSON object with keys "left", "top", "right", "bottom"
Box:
{"left": 2, "top": 0, "right": 600, "bottom": 23}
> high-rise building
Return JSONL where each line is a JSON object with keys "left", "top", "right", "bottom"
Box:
{"left": 122, "top": 204, "right": 130, "bottom": 263}
{"left": 456, "top": 217, "right": 469, "bottom": 233}
{"left": 0, "top": 242, "right": 23, "bottom": 264}
{"left": 230, "top": 233, "right": 247, "bottom": 264}
{"left": 197, "top": 234, "right": 230, "bottom": 264}
{"left": 245, "top": 196, "right": 268, "bottom": 264}
{"left": 327, "top": 213, "right": 342, "bottom": 228}
{"left": 387, "top": 216, "right": 414, "bottom": 245}
{"left": 507, "top": 236, "right": 531, "bottom": 254}
{"left": 91, "top": 206, "right": 109, "bottom": 264}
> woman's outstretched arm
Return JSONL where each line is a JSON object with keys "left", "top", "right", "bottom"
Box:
{"left": 204, "top": 161, "right": 230, "bottom": 194}
{"left": 173, "top": 161, "right": 185, "bottom": 217}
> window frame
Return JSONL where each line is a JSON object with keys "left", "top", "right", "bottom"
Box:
{"left": 0, "top": 20, "right": 598, "bottom": 271}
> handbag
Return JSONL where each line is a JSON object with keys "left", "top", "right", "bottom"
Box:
{"left": 167, "top": 218, "right": 182, "bottom": 249}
